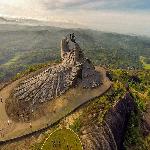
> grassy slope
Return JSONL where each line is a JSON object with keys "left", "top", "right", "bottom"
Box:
{"left": 41, "top": 128, "right": 82, "bottom": 150}
{"left": 140, "top": 56, "right": 150, "bottom": 69}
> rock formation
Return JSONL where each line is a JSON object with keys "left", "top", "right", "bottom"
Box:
{"left": 9, "top": 36, "right": 101, "bottom": 120}
{"left": 80, "top": 92, "right": 136, "bottom": 150}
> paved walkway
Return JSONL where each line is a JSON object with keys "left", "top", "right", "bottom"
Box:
{"left": 0, "top": 67, "right": 112, "bottom": 142}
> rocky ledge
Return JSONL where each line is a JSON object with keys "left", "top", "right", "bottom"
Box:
{"left": 80, "top": 92, "right": 136, "bottom": 150}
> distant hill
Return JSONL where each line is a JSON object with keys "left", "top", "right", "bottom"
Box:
{"left": 0, "top": 16, "right": 44, "bottom": 26}
{"left": 0, "top": 16, "right": 85, "bottom": 28}
{"left": 0, "top": 23, "right": 150, "bottom": 82}
{"left": 0, "top": 17, "right": 8, "bottom": 22}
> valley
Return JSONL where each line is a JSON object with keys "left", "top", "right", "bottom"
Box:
{"left": 0, "top": 24, "right": 150, "bottom": 84}
{"left": 0, "top": 22, "right": 150, "bottom": 150}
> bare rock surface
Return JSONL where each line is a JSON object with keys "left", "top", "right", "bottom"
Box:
{"left": 80, "top": 92, "right": 136, "bottom": 150}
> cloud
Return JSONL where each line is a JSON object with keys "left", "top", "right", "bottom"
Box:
{"left": 41, "top": 0, "right": 98, "bottom": 9}
{"left": 0, "top": 0, "right": 150, "bottom": 36}
{"left": 40, "top": 0, "right": 150, "bottom": 10}
{"left": 82, "top": 10, "right": 150, "bottom": 36}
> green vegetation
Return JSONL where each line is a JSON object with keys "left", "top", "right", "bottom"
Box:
{"left": 29, "top": 68, "right": 150, "bottom": 150}
{"left": 110, "top": 69, "right": 150, "bottom": 150}
{"left": 1, "top": 24, "right": 150, "bottom": 149}
{"left": 77, "top": 68, "right": 150, "bottom": 150}
{"left": 110, "top": 69, "right": 150, "bottom": 112}
{"left": 0, "top": 72, "right": 5, "bottom": 78}
{"left": 78, "top": 79, "right": 126, "bottom": 128}
{"left": 124, "top": 111, "right": 150, "bottom": 150}
{"left": 140, "top": 56, "right": 150, "bottom": 70}
{"left": 31, "top": 133, "right": 49, "bottom": 150}
{"left": 69, "top": 118, "right": 82, "bottom": 133}
{"left": 124, "top": 112, "right": 142, "bottom": 149}
{"left": 1, "top": 24, "right": 150, "bottom": 83}
{"left": 99, "top": 69, "right": 150, "bottom": 150}
{"left": 12, "top": 62, "right": 54, "bottom": 81}
{"left": 0, "top": 48, "right": 60, "bottom": 82}
{"left": 41, "top": 128, "right": 83, "bottom": 150}
{"left": 31, "top": 125, "right": 59, "bottom": 150}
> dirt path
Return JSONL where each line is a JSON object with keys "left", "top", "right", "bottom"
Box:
{"left": 0, "top": 78, "right": 22, "bottom": 134}
{"left": 0, "top": 67, "right": 112, "bottom": 142}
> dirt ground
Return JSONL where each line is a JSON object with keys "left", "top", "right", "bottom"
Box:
{"left": 0, "top": 67, "right": 111, "bottom": 144}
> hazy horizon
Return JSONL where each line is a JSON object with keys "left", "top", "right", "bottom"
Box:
{"left": 0, "top": 0, "right": 150, "bottom": 36}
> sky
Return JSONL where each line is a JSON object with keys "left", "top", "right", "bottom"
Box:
{"left": 0, "top": 0, "right": 150, "bottom": 36}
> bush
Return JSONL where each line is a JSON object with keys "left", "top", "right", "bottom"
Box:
{"left": 69, "top": 118, "right": 82, "bottom": 133}
{"left": 124, "top": 112, "right": 142, "bottom": 148}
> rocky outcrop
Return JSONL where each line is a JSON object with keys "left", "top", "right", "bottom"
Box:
{"left": 7, "top": 36, "right": 101, "bottom": 121}
{"left": 80, "top": 92, "right": 136, "bottom": 150}
{"left": 141, "top": 103, "right": 150, "bottom": 136}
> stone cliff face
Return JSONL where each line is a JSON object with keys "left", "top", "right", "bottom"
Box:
{"left": 7, "top": 37, "right": 101, "bottom": 121}
{"left": 80, "top": 92, "right": 136, "bottom": 150}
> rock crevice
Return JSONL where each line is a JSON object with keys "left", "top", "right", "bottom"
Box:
{"left": 80, "top": 92, "right": 136, "bottom": 150}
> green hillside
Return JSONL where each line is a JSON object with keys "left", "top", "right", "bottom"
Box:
{"left": 0, "top": 24, "right": 150, "bottom": 82}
